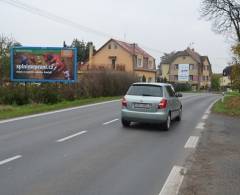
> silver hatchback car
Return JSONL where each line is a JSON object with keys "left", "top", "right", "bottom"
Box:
{"left": 121, "top": 83, "right": 182, "bottom": 130}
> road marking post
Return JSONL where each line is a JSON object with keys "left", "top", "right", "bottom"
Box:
{"left": 56, "top": 131, "right": 87, "bottom": 143}
{"left": 0, "top": 155, "right": 22, "bottom": 166}
{"left": 159, "top": 166, "right": 185, "bottom": 195}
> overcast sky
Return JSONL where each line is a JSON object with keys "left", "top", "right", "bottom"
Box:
{"left": 0, "top": 0, "right": 234, "bottom": 73}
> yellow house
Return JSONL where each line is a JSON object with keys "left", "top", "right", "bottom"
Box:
{"left": 160, "top": 48, "right": 212, "bottom": 89}
{"left": 81, "top": 39, "right": 156, "bottom": 82}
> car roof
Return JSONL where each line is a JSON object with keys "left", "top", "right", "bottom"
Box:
{"left": 132, "top": 82, "right": 172, "bottom": 87}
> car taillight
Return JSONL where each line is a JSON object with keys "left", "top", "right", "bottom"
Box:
{"left": 158, "top": 99, "right": 167, "bottom": 109}
{"left": 122, "top": 97, "right": 127, "bottom": 108}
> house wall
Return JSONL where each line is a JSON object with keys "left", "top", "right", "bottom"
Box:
{"left": 90, "top": 40, "right": 133, "bottom": 72}
{"left": 161, "top": 64, "right": 169, "bottom": 80}
{"left": 220, "top": 76, "right": 231, "bottom": 87}
{"left": 200, "top": 59, "right": 211, "bottom": 87}
{"left": 88, "top": 40, "right": 156, "bottom": 81}
{"left": 134, "top": 70, "right": 156, "bottom": 82}
{"left": 169, "top": 56, "right": 199, "bottom": 85}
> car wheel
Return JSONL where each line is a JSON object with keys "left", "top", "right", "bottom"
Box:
{"left": 162, "top": 113, "right": 171, "bottom": 131}
{"left": 121, "top": 119, "right": 131, "bottom": 127}
{"left": 176, "top": 108, "right": 182, "bottom": 121}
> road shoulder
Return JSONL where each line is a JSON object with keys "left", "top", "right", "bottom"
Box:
{"left": 179, "top": 113, "right": 240, "bottom": 195}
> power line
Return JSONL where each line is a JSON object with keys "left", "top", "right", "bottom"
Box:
{"left": 0, "top": 0, "right": 232, "bottom": 61}
{"left": 0, "top": 0, "right": 165, "bottom": 54}
{"left": 0, "top": 0, "right": 112, "bottom": 38}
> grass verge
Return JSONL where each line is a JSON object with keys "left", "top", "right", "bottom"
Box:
{"left": 212, "top": 92, "right": 240, "bottom": 117}
{"left": 0, "top": 96, "right": 120, "bottom": 120}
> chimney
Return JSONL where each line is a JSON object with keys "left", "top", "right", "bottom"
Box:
{"left": 89, "top": 42, "right": 93, "bottom": 68}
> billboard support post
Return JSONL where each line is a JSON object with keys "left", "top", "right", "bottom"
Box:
{"left": 24, "top": 82, "right": 27, "bottom": 99}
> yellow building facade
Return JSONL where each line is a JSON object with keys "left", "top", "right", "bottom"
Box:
{"left": 81, "top": 39, "right": 156, "bottom": 82}
{"left": 160, "top": 48, "right": 212, "bottom": 89}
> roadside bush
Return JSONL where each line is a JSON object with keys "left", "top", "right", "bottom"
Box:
{"left": 0, "top": 85, "right": 29, "bottom": 105}
{"left": 79, "top": 70, "right": 137, "bottom": 97}
{"left": 172, "top": 83, "right": 192, "bottom": 92}
{"left": 0, "top": 70, "right": 138, "bottom": 105}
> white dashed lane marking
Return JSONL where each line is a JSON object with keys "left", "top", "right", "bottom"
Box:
{"left": 56, "top": 131, "right": 87, "bottom": 143}
{"left": 196, "top": 122, "right": 205, "bottom": 129}
{"left": 103, "top": 119, "right": 119, "bottom": 125}
{"left": 0, "top": 155, "right": 22, "bottom": 166}
{"left": 159, "top": 166, "right": 185, "bottom": 195}
{"left": 184, "top": 136, "right": 199, "bottom": 149}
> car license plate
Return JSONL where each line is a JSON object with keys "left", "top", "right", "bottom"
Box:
{"left": 134, "top": 103, "right": 151, "bottom": 109}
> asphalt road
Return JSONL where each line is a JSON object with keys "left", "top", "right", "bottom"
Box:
{"left": 0, "top": 93, "right": 220, "bottom": 195}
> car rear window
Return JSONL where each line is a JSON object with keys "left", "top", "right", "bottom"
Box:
{"left": 127, "top": 85, "right": 163, "bottom": 97}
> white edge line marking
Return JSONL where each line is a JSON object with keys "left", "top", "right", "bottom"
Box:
{"left": 0, "top": 155, "right": 22, "bottom": 166}
{"left": 205, "top": 97, "right": 221, "bottom": 114}
{"left": 0, "top": 99, "right": 120, "bottom": 125}
{"left": 202, "top": 114, "right": 209, "bottom": 120}
{"left": 57, "top": 131, "right": 87, "bottom": 143}
{"left": 196, "top": 122, "right": 205, "bottom": 129}
{"left": 103, "top": 118, "right": 119, "bottom": 125}
{"left": 184, "top": 136, "right": 199, "bottom": 149}
{"left": 159, "top": 166, "right": 185, "bottom": 195}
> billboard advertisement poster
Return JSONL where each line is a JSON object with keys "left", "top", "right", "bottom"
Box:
{"left": 178, "top": 64, "right": 189, "bottom": 81}
{"left": 11, "top": 47, "right": 77, "bottom": 82}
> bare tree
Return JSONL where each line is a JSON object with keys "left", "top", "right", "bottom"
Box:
{"left": 0, "top": 35, "right": 21, "bottom": 84}
{"left": 200, "top": 0, "right": 240, "bottom": 42}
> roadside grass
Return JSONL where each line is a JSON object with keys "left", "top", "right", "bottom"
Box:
{"left": 213, "top": 92, "right": 240, "bottom": 117}
{"left": 0, "top": 96, "right": 120, "bottom": 120}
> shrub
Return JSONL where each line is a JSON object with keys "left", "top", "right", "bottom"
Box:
{"left": 0, "top": 70, "right": 138, "bottom": 105}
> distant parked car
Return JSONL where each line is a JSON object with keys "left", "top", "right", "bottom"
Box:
{"left": 121, "top": 83, "right": 182, "bottom": 130}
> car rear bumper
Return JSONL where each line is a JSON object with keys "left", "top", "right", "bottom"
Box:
{"left": 121, "top": 109, "right": 168, "bottom": 124}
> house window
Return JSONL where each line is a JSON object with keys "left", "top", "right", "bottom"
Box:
{"left": 175, "top": 64, "right": 178, "bottom": 70}
{"left": 174, "top": 75, "right": 178, "bottom": 81}
{"left": 189, "top": 64, "right": 194, "bottom": 70}
{"left": 206, "top": 76, "right": 209, "bottom": 81}
{"left": 111, "top": 59, "right": 116, "bottom": 70}
{"left": 189, "top": 75, "right": 193, "bottom": 81}
{"left": 148, "top": 60, "right": 153, "bottom": 69}
{"left": 114, "top": 44, "right": 117, "bottom": 49}
{"left": 108, "top": 44, "right": 111, "bottom": 49}
{"left": 137, "top": 58, "right": 142, "bottom": 67}
{"left": 202, "top": 76, "right": 205, "bottom": 81}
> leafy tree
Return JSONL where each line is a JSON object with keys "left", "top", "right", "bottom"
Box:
{"left": 160, "top": 52, "right": 175, "bottom": 64}
{"left": 70, "top": 39, "right": 96, "bottom": 63}
{"left": 231, "top": 65, "right": 240, "bottom": 91}
{"left": 211, "top": 74, "right": 221, "bottom": 91}
{"left": 0, "top": 35, "right": 21, "bottom": 84}
{"left": 142, "top": 75, "right": 146, "bottom": 82}
{"left": 231, "top": 43, "right": 240, "bottom": 91}
{"left": 200, "top": 0, "right": 240, "bottom": 42}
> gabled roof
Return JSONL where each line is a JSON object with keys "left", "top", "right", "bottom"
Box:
{"left": 94, "top": 38, "right": 154, "bottom": 59}
{"left": 161, "top": 47, "right": 203, "bottom": 65}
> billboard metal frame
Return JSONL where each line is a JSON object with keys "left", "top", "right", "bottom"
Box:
{"left": 10, "top": 46, "right": 77, "bottom": 83}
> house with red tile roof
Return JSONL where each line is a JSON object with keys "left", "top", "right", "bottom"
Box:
{"left": 80, "top": 38, "right": 156, "bottom": 82}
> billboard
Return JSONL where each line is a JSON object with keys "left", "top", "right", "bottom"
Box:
{"left": 11, "top": 47, "right": 77, "bottom": 82}
{"left": 178, "top": 64, "right": 189, "bottom": 81}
